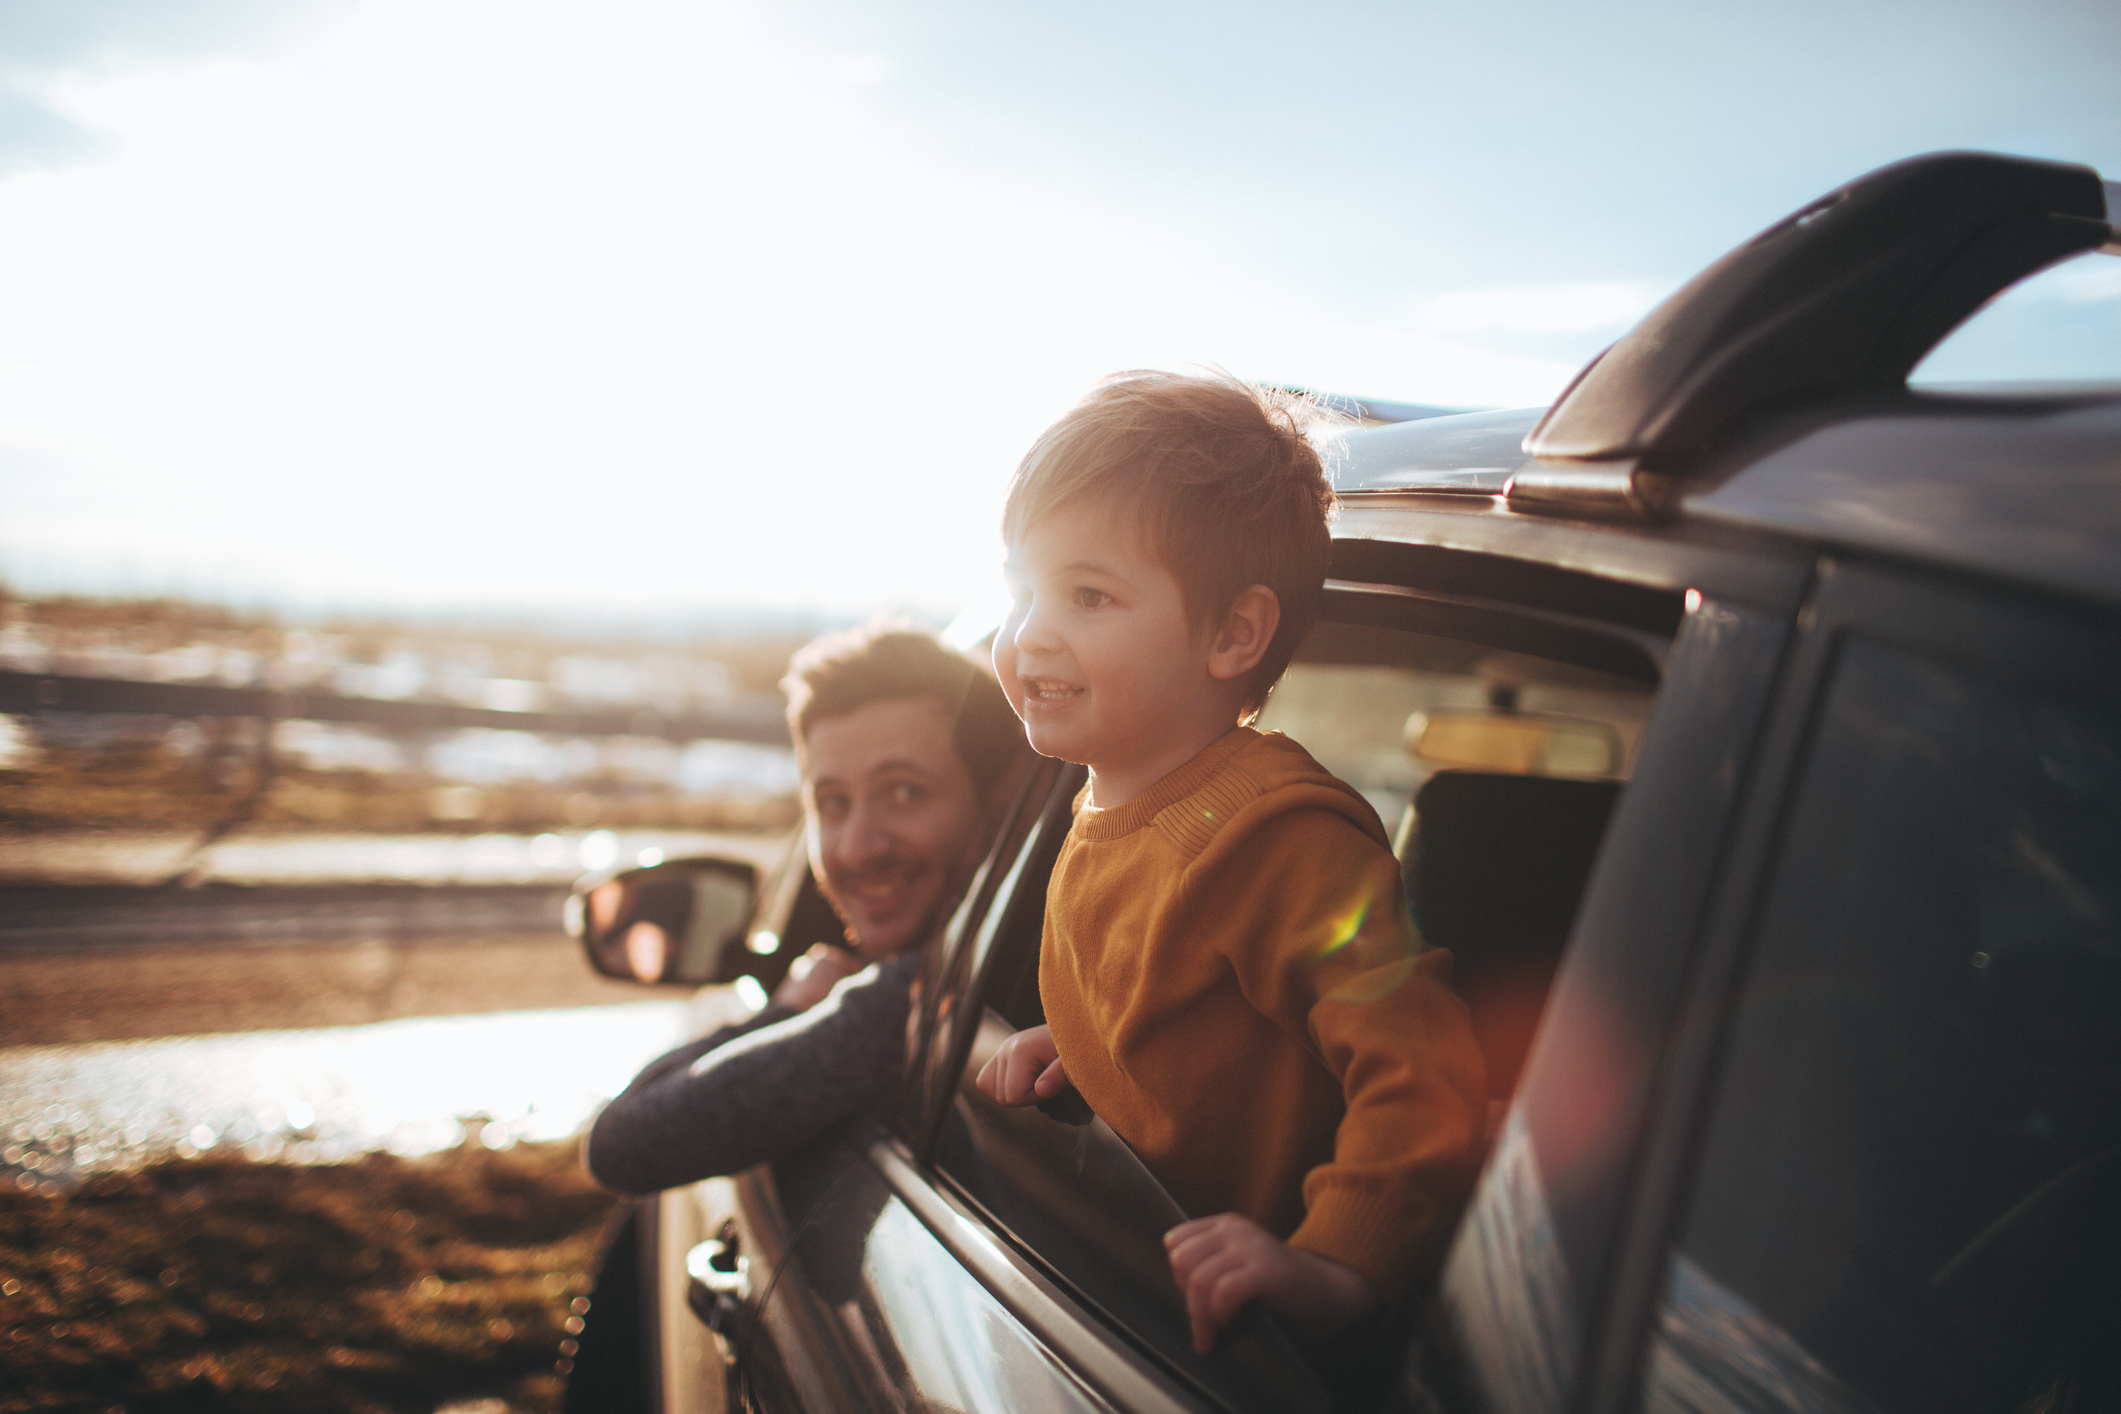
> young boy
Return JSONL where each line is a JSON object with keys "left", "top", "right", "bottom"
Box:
{"left": 975, "top": 370, "right": 1487, "bottom": 1355}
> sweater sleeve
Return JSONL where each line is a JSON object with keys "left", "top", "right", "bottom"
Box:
{"left": 583, "top": 949, "right": 919, "bottom": 1194}
{"left": 1203, "top": 807, "right": 1489, "bottom": 1292}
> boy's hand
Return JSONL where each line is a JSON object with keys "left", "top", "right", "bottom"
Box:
{"left": 1163, "top": 1213, "right": 1378, "bottom": 1355}
{"left": 974, "top": 1024, "right": 1068, "bottom": 1106}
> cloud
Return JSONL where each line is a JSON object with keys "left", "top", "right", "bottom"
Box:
{"left": 0, "top": 0, "right": 344, "bottom": 178}
{"left": 0, "top": 83, "right": 112, "bottom": 177}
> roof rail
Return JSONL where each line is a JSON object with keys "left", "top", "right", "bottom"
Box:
{"left": 1522, "top": 151, "right": 2117, "bottom": 468}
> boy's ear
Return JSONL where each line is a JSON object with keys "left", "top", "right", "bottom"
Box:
{"left": 1206, "top": 585, "right": 1280, "bottom": 683}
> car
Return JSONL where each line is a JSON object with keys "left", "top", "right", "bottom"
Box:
{"left": 572, "top": 149, "right": 2121, "bottom": 1414}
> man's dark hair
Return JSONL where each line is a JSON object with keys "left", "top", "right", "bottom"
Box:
{"left": 783, "top": 624, "right": 1023, "bottom": 800}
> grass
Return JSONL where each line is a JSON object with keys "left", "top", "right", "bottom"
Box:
{"left": 0, "top": 1139, "right": 623, "bottom": 1414}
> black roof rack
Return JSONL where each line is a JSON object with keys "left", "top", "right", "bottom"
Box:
{"left": 1521, "top": 151, "right": 2119, "bottom": 482}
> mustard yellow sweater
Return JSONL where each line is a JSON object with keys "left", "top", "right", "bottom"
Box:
{"left": 1040, "top": 728, "right": 1487, "bottom": 1292}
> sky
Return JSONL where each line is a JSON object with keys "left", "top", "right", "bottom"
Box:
{"left": 1, "top": 0, "right": 2118, "bottom": 622}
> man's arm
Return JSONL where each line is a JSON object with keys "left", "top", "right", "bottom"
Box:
{"left": 583, "top": 949, "right": 920, "bottom": 1194}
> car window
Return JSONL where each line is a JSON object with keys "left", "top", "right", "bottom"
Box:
{"left": 1262, "top": 616, "right": 1657, "bottom": 1103}
{"left": 1433, "top": 596, "right": 1785, "bottom": 1414}
{"left": 902, "top": 754, "right": 1072, "bottom": 1148}
{"left": 934, "top": 1013, "right": 1337, "bottom": 1414}
{"left": 1256, "top": 619, "right": 1654, "bottom": 847}
{"left": 924, "top": 603, "right": 1666, "bottom": 1411}
{"left": 1641, "top": 635, "right": 2121, "bottom": 1414}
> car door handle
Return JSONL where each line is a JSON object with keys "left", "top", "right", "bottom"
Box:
{"left": 685, "top": 1225, "right": 749, "bottom": 1333}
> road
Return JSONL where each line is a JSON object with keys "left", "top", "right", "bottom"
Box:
{"left": 0, "top": 882, "right": 693, "bottom": 1046}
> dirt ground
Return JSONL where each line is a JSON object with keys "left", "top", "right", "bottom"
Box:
{"left": 0, "top": 1138, "right": 623, "bottom": 1413}
{"left": 0, "top": 868, "right": 715, "bottom": 1411}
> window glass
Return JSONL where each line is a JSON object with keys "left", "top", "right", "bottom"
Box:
{"left": 1645, "top": 637, "right": 2121, "bottom": 1414}
{"left": 934, "top": 1014, "right": 1336, "bottom": 1414}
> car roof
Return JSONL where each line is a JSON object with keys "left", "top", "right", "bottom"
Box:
{"left": 1331, "top": 383, "right": 2121, "bottom": 614}
{"left": 1328, "top": 152, "right": 2121, "bottom": 617}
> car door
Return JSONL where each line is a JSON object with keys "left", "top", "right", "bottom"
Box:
{"left": 640, "top": 832, "right": 865, "bottom": 1414}
{"left": 1598, "top": 559, "right": 2121, "bottom": 1414}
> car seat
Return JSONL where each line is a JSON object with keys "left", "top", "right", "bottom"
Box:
{"left": 1401, "top": 770, "right": 1621, "bottom": 1099}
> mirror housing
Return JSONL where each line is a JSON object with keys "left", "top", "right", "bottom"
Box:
{"left": 566, "top": 857, "right": 761, "bottom": 987}
{"left": 1407, "top": 709, "right": 1620, "bottom": 778}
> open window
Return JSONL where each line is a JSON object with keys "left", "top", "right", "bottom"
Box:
{"left": 907, "top": 573, "right": 1671, "bottom": 1410}
{"left": 1257, "top": 592, "right": 1661, "bottom": 1101}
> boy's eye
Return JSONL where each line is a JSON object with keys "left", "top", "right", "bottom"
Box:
{"left": 1074, "top": 587, "right": 1111, "bottom": 609}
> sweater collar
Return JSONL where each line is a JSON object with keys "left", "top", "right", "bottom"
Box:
{"left": 1075, "top": 727, "right": 1259, "bottom": 840}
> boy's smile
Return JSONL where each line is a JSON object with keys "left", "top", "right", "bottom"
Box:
{"left": 996, "top": 498, "right": 1269, "bottom": 808}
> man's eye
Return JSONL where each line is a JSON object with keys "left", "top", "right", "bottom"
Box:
{"left": 889, "top": 782, "right": 928, "bottom": 806}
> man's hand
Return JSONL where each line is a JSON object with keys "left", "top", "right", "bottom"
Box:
{"left": 974, "top": 1024, "right": 1068, "bottom": 1106}
{"left": 770, "top": 943, "right": 864, "bottom": 1011}
{"left": 1163, "top": 1212, "right": 1378, "bottom": 1354}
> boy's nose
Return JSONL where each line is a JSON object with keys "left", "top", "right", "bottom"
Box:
{"left": 1009, "top": 598, "right": 1060, "bottom": 657}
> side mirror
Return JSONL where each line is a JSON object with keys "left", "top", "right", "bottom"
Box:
{"left": 1406, "top": 709, "right": 1621, "bottom": 778}
{"left": 565, "top": 857, "right": 760, "bottom": 987}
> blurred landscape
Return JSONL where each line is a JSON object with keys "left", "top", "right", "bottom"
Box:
{"left": 0, "top": 589, "right": 836, "bottom": 846}
{"left": 5, "top": 0, "right": 2111, "bottom": 1406}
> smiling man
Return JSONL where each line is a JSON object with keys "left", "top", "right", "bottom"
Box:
{"left": 582, "top": 625, "right": 1022, "bottom": 1195}
{"left": 771, "top": 627, "right": 1023, "bottom": 1006}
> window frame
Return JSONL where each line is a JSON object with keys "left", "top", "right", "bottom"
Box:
{"left": 1433, "top": 589, "right": 1789, "bottom": 1414}
{"left": 1588, "top": 555, "right": 2121, "bottom": 1414}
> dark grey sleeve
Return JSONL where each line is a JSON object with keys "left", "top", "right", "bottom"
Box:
{"left": 583, "top": 950, "right": 919, "bottom": 1194}
{"left": 609, "top": 1001, "right": 800, "bottom": 1097}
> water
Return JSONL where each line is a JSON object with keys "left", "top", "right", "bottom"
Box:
{"left": 0, "top": 999, "right": 694, "bottom": 1194}
{"left": 0, "top": 827, "right": 785, "bottom": 888}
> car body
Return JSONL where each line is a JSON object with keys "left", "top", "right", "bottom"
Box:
{"left": 585, "top": 151, "right": 2121, "bottom": 1414}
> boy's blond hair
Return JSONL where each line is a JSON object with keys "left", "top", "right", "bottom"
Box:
{"left": 1001, "top": 370, "right": 1338, "bottom": 714}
